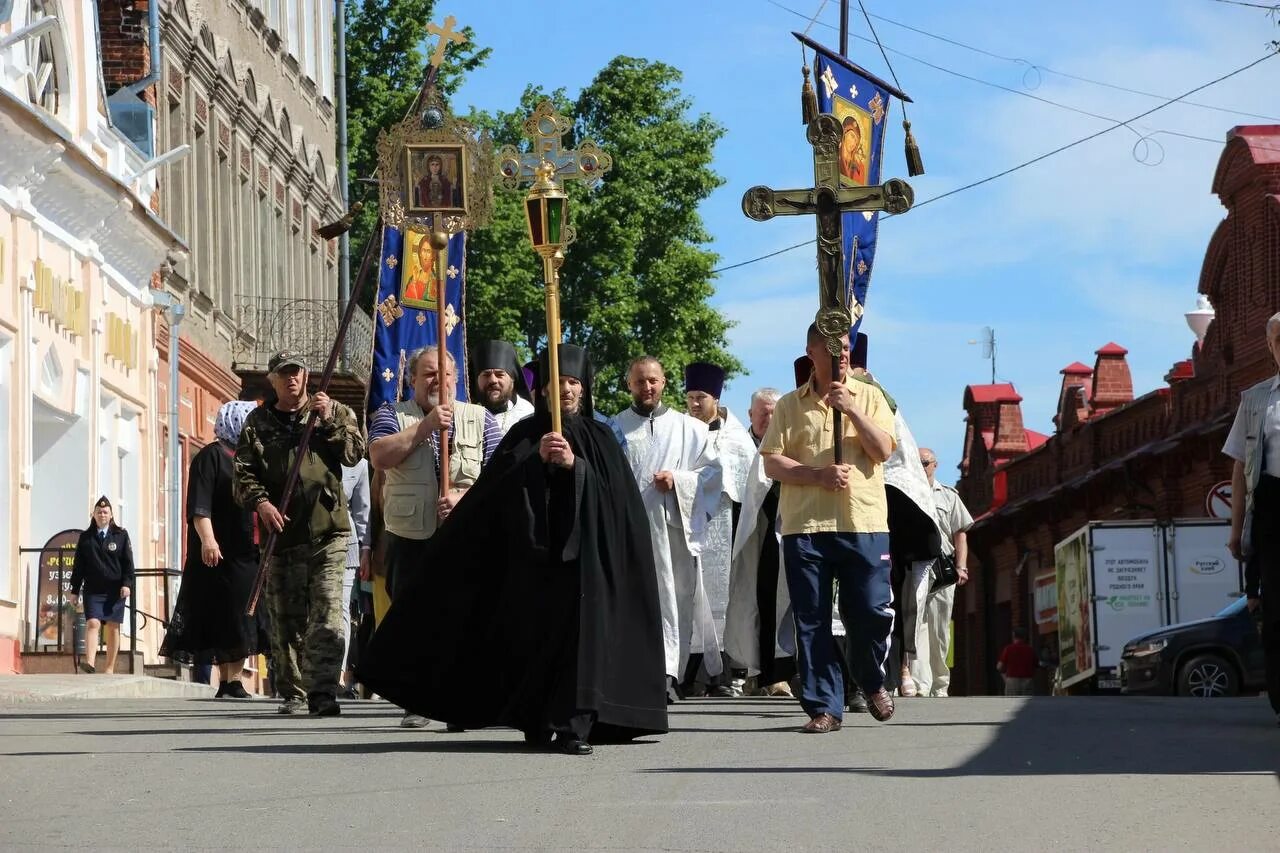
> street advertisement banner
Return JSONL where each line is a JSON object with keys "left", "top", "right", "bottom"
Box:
{"left": 1056, "top": 529, "right": 1094, "bottom": 688}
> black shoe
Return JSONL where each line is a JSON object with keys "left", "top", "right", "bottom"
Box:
{"left": 214, "top": 682, "right": 229, "bottom": 698}
{"left": 847, "top": 690, "right": 870, "bottom": 714}
{"left": 222, "top": 681, "right": 251, "bottom": 699}
{"left": 445, "top": 724, "right": 466, "bottom": 733}
{"left": 555, "top": 734, "right": 593, "bottom": 755}
{"left": 707, "top": 684, "right": 737, "bottom": 698}
{"left": 523, "top": 729, "right": 553, "bottom": 746}
{"left": 340, "top": 684, "right": 360, "bottom": 700}
{"left": 78, "top": 661, "right": 95, "bottom": 674}
{"left": 308, "top": 694, "right": 341, "bottom": 717}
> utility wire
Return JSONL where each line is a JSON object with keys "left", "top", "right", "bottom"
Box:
{"left": 801, "top": 0, "right": 830, "bottom": 37}
{"left": 710, "top": 49, "right": 1279, "bottom": 274}
{"left": 767, "top": 0, "right": 1280, "bottom": 123}
{"left": 1207, "top": 0, "right": 1279, "bottom": 9}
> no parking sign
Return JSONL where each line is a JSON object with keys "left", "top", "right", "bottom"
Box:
{"left": 1205, "top": 481, "right": 1232, "bottom": 519}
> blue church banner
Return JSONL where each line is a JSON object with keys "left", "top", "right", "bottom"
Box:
{"left": 796, "top": 32, "right": 908, "bottom": 336}
{"left": 368, "top": 224, "right": 469, "bottom": 410}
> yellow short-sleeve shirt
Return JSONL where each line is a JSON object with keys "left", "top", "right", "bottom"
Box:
{"left": 758, "top": 375, "right": 897, "bottom": 536}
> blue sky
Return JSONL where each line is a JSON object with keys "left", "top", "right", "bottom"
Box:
{"left": 450, "top": 0, "right": 1280, "bottom": 481}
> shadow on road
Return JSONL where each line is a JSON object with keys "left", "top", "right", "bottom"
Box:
{"left": 646, "top": 697, "right": 1280, "bottom": 779}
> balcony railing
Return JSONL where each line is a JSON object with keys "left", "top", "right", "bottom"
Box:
{"left": 233, "top": 295, "right": 373, "bottom": 383}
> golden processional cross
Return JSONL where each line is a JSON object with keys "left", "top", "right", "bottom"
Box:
{"left": 498, "top": 100, "right": 613, "bottom": 433}
{"left": 742, "top": 112, "right": 913, "bottom": 463}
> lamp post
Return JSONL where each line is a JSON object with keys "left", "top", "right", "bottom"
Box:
{"left": 522, "top": 160, "right": 570, "bottom": 433}
{"left": 1185, "top": 294, "right": 1214, "bottom": 344}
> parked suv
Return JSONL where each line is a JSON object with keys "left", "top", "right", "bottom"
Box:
{"left": 1119, "top": 597, "right": 1266, "bottom": 697}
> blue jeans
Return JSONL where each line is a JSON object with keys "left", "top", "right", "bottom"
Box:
{"left": 783, "top": 532, "right": 894, "bottom": 719}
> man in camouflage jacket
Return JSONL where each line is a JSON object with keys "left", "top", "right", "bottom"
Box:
{"left": 234, "top": 350, "right": 366, "bottom": 716}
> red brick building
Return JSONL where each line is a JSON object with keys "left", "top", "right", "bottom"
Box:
{"left": 950, "top": 125, "right": 1280, "bottom": 695}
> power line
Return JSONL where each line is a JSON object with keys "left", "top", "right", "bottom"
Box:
{"left": 1207, "top": 0, "right": 1280, "bottom": 9}
{"left": 711, "top": 49, "right": 1279, "bottom": 274}
{"left": 767, "top": 0, "right": 1280, "bottom": 124}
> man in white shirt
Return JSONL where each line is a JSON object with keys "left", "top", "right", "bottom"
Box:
{"left": 1223, "top": 311, "right": 1280, "bottom": 726}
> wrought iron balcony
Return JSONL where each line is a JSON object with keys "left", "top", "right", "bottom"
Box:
{"left": 232, "top": 296, "right": 373, "bottom": 384}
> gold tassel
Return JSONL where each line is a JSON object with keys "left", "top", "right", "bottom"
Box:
{"left": 801, "top": 63, "right": 818, "bottom": 125}
{"left": 903, "top": 119, "right": 925, "bottom": 177}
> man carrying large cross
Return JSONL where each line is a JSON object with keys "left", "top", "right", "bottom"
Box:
{"left": 742, "top": 52, "right": 915, "bottom": 729}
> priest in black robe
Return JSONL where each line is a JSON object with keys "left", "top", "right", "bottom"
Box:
{"left": 359, "top": 344, "right": 668, "bottom": 754}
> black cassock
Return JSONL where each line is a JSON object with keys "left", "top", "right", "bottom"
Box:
{"left": 359, "top": 411, "right": 668, "bottom": 741}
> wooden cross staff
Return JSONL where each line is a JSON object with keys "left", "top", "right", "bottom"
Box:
{"left": 742, "top": 112, "right": 913, "bottom": 463}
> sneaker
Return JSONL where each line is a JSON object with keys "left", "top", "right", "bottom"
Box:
{"left": 277, "top": 697, "right": 307, "bottom": 715}
{"left": 401, "top": 713, "right": 430, "bottom": 728}
{"left": 762, "top": 681, "right": 795, "bottom": 698}
{"left": 898, "top": 665, "right": 917, "bottom": 697}
{"left": 309, "top": 694, "right": 341, "bottom": 717}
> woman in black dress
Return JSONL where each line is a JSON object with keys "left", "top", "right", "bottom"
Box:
{"left": 71, "top": 497, "right": 135, "bottom": 673}
{"left": 161, "top": 401, "right": 268, "bottom": 697}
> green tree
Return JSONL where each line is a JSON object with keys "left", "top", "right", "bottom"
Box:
{"left": 343, "top": 0, "right": 489, "bottom": 281}
{"left": 466, "top": 58, "right": 741, "bottom": 414}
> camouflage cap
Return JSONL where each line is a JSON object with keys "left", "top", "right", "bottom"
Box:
{"left": 267, "top": 350, "right": 307, "bottom": 374}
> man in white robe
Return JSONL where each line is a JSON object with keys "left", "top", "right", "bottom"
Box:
{"left": 615, "top": 356, "right": 722, "bottom": 699}
{"left": 724, "top": 388, "right": 797, "bottom": 696}
{"left": 684, "top": 362, "right": 758, "bottom": 696}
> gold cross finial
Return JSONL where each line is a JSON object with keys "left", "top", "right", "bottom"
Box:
{"left": 426, "top": 15, "right": 465, "bottom": 69}
{"left": 497, "top": 100, "right": 613, "bottom": 192}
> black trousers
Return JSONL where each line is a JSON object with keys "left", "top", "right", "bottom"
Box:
{"left": 1251, "top": 476, "right": 1280, "bottom": 715}
{"left": 385, "top": 532, "right": 432, "bottom": 601}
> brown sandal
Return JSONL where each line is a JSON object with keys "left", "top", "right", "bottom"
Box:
{"left": 865, "top": 688, "right": 895, "bottom": 721}
{"left": 801, "top": 712, "right": 842, "bottom": 733}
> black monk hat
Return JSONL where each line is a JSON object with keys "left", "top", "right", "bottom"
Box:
{"left": 794, "top": 355, "right": 812, "bottom": 389}
{"left": 684, "top": 362, "right": 725, "bottom": 399}
{"left": 852, "top": 332, "right": 869, "bottom": 370}
{"left": 536, "top": 343, "right": 595, "bottom": 417}
{"left": 470, "top": 340, "right": 531, "bottom": 402}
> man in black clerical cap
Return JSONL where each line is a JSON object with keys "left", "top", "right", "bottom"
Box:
{"left": 361, "top": 343, "right": 668, "bottom": 754}
{"left": 470, "top": 340, "right": 534, "bottom": 437}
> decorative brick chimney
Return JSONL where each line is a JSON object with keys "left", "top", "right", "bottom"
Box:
{"left": 1090, "top": 343, "right": 1133, "bottom": 417}
{"left": 963, "top": 384, "right": 1027, "bottom": 467}
{"left": 1055, "top": 362, "right": 1093, "bottom": 430}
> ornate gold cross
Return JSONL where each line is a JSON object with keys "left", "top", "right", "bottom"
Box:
{"left": 377, "top": 294, "right": 404, "bottom": 327}
{"left": 742, "top": 113, "right": 913, "bottom": 355}
{"left": 497, "top": 100, "right": 612, "bottom": 197}
{"left": 426, "top": 15, "right": 465, "bottom": 69}
{"left": 741, "top": 112, "right": 914, "bottom": 463}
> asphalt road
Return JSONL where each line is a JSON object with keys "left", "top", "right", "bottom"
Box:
{"left": 1, "top": 694, "right": 1276, "bottom": 851}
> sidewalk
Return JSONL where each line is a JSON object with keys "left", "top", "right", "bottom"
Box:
{"left": 0, "top": 674, "right": 216, "bottom": 704}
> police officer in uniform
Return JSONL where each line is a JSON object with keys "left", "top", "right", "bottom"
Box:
{"left": 1225, "top": 311, "right": 1280, "bottom": 727}
{"left": 233, "top": 350, "right": 366, "bottom": 716}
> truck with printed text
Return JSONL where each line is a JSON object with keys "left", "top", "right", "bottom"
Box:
{"left": 1054, "top": 519, "right": 1243, "bottom": 693}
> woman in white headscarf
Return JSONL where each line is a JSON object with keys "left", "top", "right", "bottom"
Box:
{"left": 161, "top": 400, "right": 269, "bottom": 698}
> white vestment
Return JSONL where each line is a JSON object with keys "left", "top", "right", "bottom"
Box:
{"left": 615, "top": 406, "right": 722, "bottom": 679}
{"left": 492, "top": 396, "right": 535, "bottom": 437}
{"left": 724, "top": 450, "right": 795, "bottom": 675}
{"left": 694, "top": 409, "right": 757, "bottom": 662}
